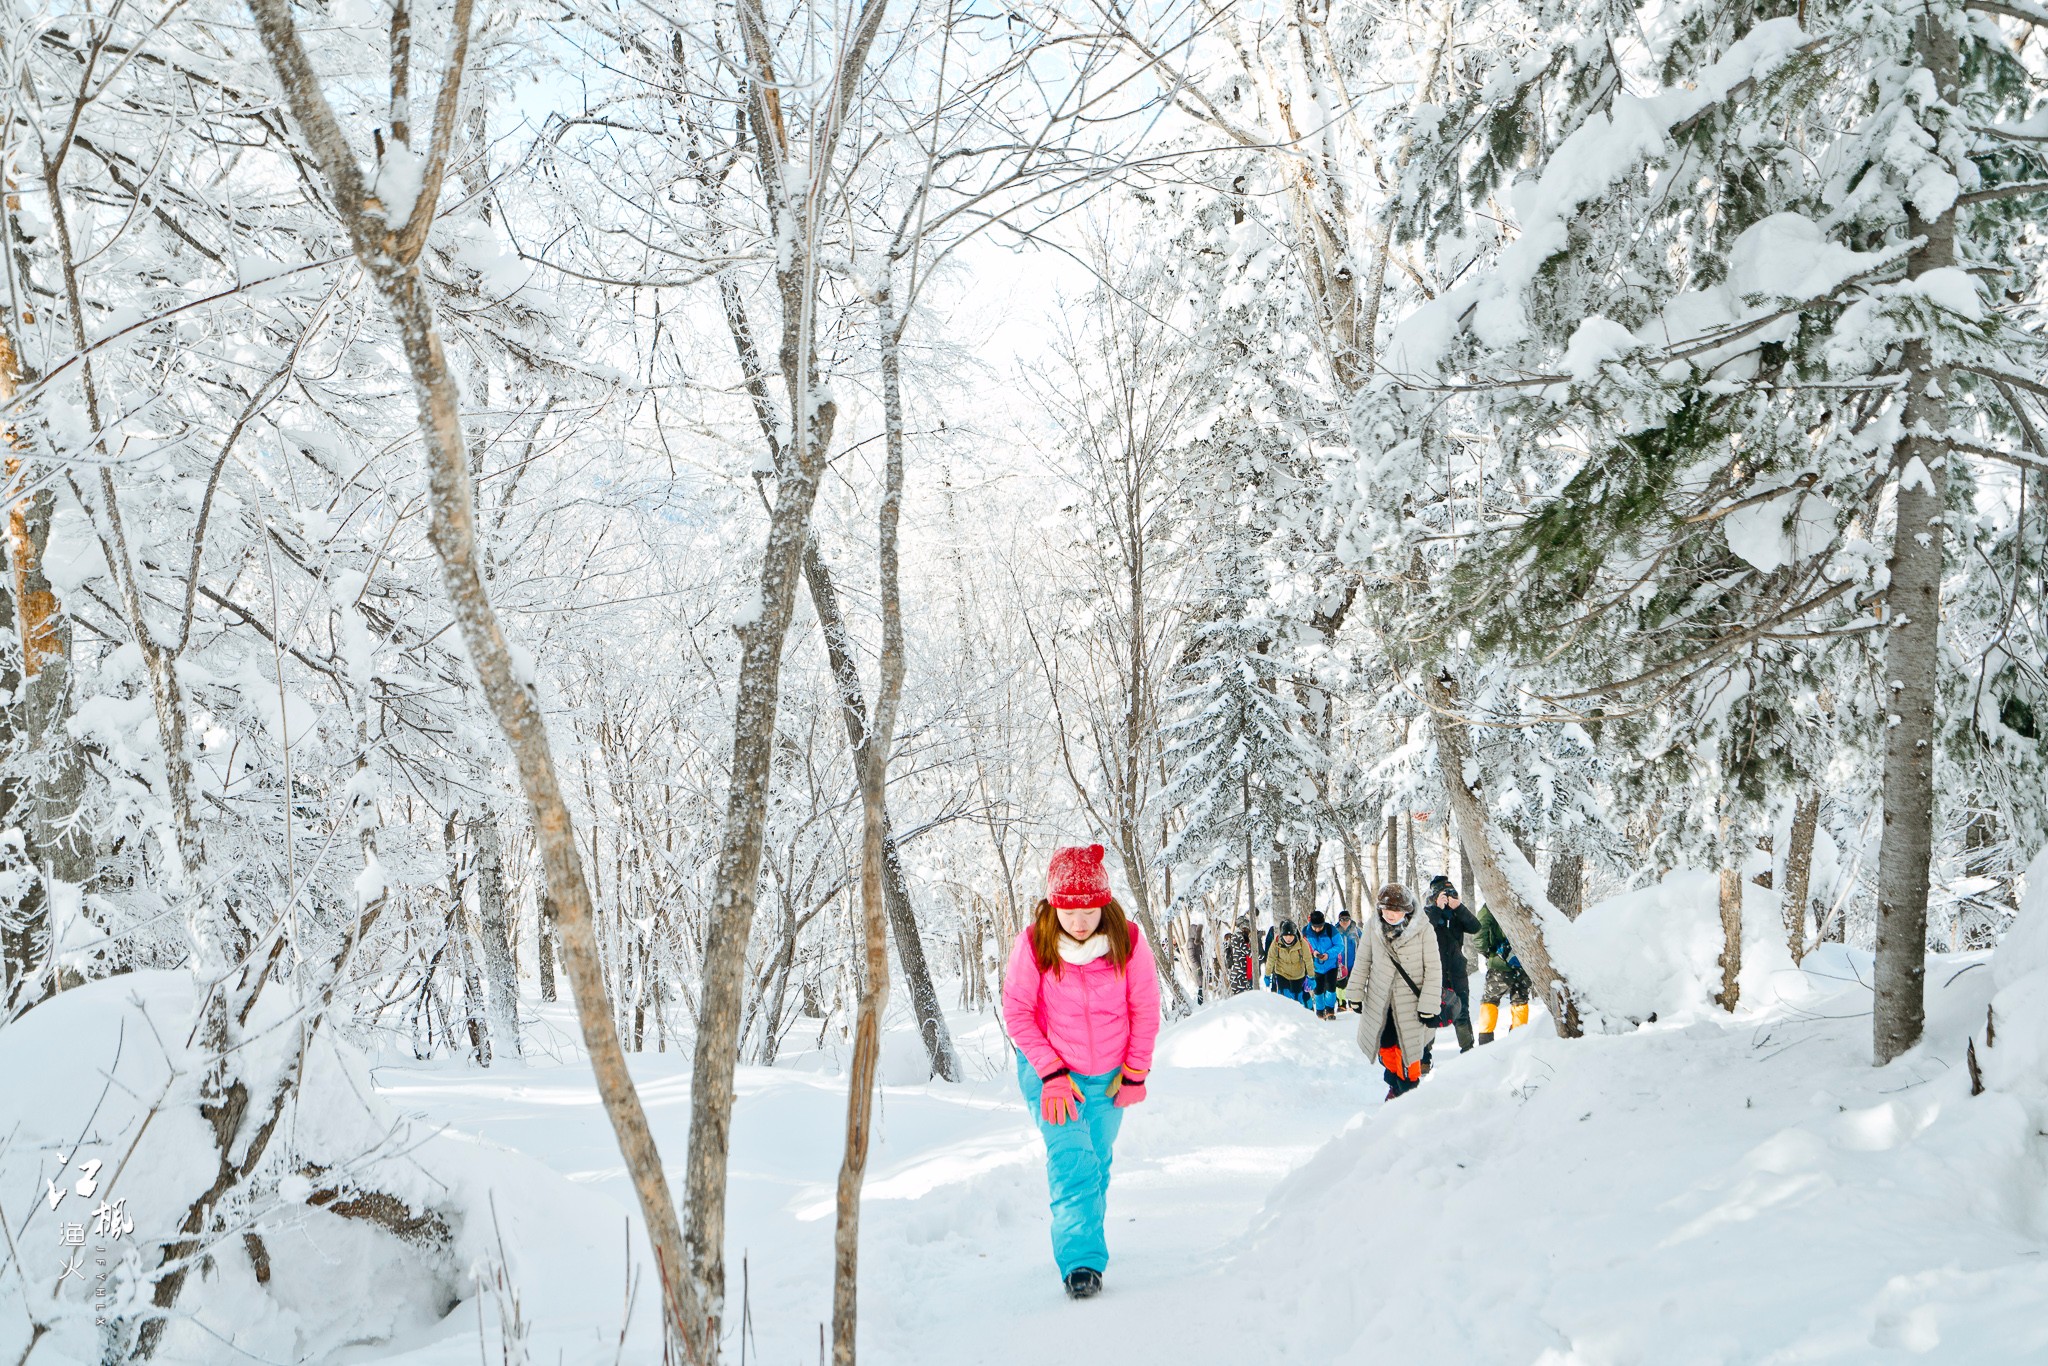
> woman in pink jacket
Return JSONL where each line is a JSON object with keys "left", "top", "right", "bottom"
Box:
{"left": 1002, "top": 843, "right": 1162, "bottom": 1300}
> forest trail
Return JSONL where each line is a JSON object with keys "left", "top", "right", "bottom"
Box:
{"left": 367, "top": 952, "right": 2048, "bottom": 1366}
{"left": 365, "top": 994, "right": 1364, "bottom": 1365}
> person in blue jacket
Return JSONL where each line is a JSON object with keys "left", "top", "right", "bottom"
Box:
{"left": 1303, "top": 910, "right": 1346, "bottom": 1019}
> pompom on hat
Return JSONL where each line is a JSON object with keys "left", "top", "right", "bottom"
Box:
{"left": 1048, "top": 844, "right": 1114, "bottom": 909}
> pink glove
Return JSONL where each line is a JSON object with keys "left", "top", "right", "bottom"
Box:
{"left": 1112, "top": 1067, "right": 1149, "bottom": 1109}
{"left": 1039, "top": 1071, "right": 1083, "bottom": 1125}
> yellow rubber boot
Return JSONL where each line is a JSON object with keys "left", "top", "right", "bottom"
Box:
{"left": 1510, "top": 1001, "right": 1530, "bottom": 1030}
{"left": 1477, "top": 1001, "right": 1499, "bottom": 1043}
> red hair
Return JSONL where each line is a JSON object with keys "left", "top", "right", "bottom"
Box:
{"left": 1028, "top": 897, "right": 1133, "bottom": 977}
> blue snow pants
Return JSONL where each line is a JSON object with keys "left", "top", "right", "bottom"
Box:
{"left": 1015, "top": 1052, "right": 1126, "bottom": 1278}
{"left": 1311, "top": 968, "right": 1342, "bottom": 1012}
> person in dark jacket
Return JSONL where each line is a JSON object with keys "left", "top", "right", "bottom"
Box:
{"left": 1475, "top": 904, "right": 1532, "bottom": 1041}
{"left": 1302, "top": 911, "right": 1345, "bottom": 1019}
{"left": 1422, "top": 877, "right": 1481, "bottom": 1063}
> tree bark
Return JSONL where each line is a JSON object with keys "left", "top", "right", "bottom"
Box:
{"left": 1873, "top": 11, "right": 1958, "bottom": 1067}
{"left": 1717, "top": 864, "right": 1743, "bottom": 1012}
{"left": 688, "top": 1, "right": 894, "bottom": 1332}
{"left": 1783, "top": 791, "right": 1820, "bottom": 965}
{"left": 831, "top": 256, "right": 914, "bottom": 1366}
{"left": 244, "top": 3, "right": 711, "bottom": 1355}
{"left": 1383, "top": 814, "right": 1398, "bottom": 893}
{"left": 1269, "top": 854, "right": 1291, "bottom": 926}
{"left": 1428, "top": 669, "right": 1582, "bottom": 1036}
{"left": 1547, "top": 851, "right": 1584, "bottom": 921}
{"left": 473, "top": 812, "right": 520, "bottom": 1059}
{"left": 714, "top": 235, "right": 961, "bottom": 1081}
{"left": 537, "top": 886, "right": 558, "bottom": 1003}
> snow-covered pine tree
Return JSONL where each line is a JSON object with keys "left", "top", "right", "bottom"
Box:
{"left": 1341, "top": 0, "right": 2048, "bottom": 1059}
{"left": 1159, "top": 478, "right": 1325, "bottom": 926}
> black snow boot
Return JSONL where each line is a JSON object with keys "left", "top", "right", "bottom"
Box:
{"left": 1064, "top": 1268, "right": 1103, "bottom": 1300}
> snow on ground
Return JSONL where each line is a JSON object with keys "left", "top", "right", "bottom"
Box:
{"left": 363, "top": 991, "right": 1367, "bottom": 1364}
{"left": 361, "top": 933, "right": 2047, "bottom": 1366}
{"left": 8, "top": 874, "right": 2047, "bottom": 1365}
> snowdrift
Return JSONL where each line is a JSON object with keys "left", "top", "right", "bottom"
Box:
{"left": 1551, "top": 869, "right": 1799, "bottom": 1027}
{"left": 1223, "top": 943, "right": 2048, "bottom": 1362}
{"left": 1980, "top": 848, "right": 2048, "bottom": 1114}
{"left": 0, "top": 973, "right": 625, "bottom": 1365}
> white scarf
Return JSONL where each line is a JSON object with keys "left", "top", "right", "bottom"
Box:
{"left": 1057, "top": 933, "right": 1111, "bottom": 965}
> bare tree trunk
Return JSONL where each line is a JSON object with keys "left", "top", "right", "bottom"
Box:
{"left": 832, "top": 258, "right": 912, "bottom": 1365}
{"left": 1783, "top": 791, "right": 1819, "bottom": 964}
{"left": 244, "top": 4, "right": 710, "bottom": 1354}
{"left": 1428, "top": 669, "right": 1581, "bottom": 1036}
{"left": 537, "top": 886, "right": 558, "bottom": 1003}
{"left": 1384, "top": 814, "right": 1398, "bottom": 891}
{"left": 1291, "top": 846, "right": 1319, "bottom": 923}
{"left": 2, "top": 251, "right": 93, "bottom": 1014}
{"left": 1873, "top": 11, "right": 1957, "bottom": 1067}
{"left": 1547, "top": 851, "right": 1583, "bottom": 922}
{"left": 472, "top": 813, "right": 521, "bottom": 1058}
{"left": 1338, "top": 836, "right": 1363, "bottom": 919}
{"left": 1268, "top": 855, "right": 1291, "bottom": 927}
{"left": 715, "top": 234, "right": 960, "bottom": 1081}
{"left": 1116, "top": 827, "right": 1193, "bottom": 1014}
{"left": 1717, "top": 865, "right": 1743, "bottom": 1012}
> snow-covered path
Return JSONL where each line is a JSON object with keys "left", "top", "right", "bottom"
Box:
{"left": 365, "top": 950, "right": 2048, "bottom": 1365}
{"left": 367, "top": 997, "right": 1367, "bottom": 1364}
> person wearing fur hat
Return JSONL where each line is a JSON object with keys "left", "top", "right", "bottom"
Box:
{"left": 1343, "top": 883, "right": 1444, "bottom": 1099}
{"left": 1002, "top": 844, "right": 1163, "bottom": 1300}
{"left": 1262, "top": 920, "right": 1315, "bottom": 1007}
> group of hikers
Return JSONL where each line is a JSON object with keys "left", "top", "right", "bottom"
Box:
{"left": 1253, "top": 874, "right": 1531, "bottom": 1089}
{"left": 1000, "top": 843, "right": 1538, "bottom": 1302}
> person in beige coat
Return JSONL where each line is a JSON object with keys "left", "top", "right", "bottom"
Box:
{"left": 1343, "top": 883, "right": 1443, "bottom": 1099}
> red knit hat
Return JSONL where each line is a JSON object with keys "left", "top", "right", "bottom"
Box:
{"left": 1047, "top": 844, "right": 1113, "bottom": 909}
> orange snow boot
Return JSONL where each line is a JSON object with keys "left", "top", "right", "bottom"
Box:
{"left": 1477, "top": 1002, "right": 1499, "bottom": 1043}
{"left": 1510, "top": 1001, "right": 1530, "bottom": 1030}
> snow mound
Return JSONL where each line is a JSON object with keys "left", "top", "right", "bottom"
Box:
{"left": 1153, "top": 991, "right": 1356, "bottom": 1071}
{"left": 1981, "top": 847, "right": 2048, "bottom": 1109}
{"left": 0, "top": 974, "right": 631, "bottom": 1366}
{"left": 1223, "top": 952, "right": 2048, "bottom": 1362}
{"left": 1551, "top": 870, "right": 1798, "bottom": 1026}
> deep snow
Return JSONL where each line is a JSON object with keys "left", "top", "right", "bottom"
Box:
{"left": 7, "top": 871, "right": 2048, "bottom": 1364}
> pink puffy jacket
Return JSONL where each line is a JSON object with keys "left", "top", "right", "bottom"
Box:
{"left": 1002, "top": 926, "right": 1162, "bottom": 1079}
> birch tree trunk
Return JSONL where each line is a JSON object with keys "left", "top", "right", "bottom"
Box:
{"left": 1428, "top": 669, "right": 1582, "bottom": 1036}
{"left": 244, "top": 4, "right": 711, "bottom": 1355}
{"left": 1784, "top": 791, "right": 1820, "bottom": 964}
{"left": 1717, "top": 865, "right": 1743, "bottom": 1012}
{"left": 831, "top": 266, "right": 913, "bottom": 1366}
{"left": 686, "top": 1, "right": 894, "bottom": 1331}
{"left": 473, "top": 812, "right": 520, "bottom": 1059}
{"left": 1873, "top": 12, "right": 1958, "bottom": 1067}
{"left": 715, "top": 260, "right": 961, "bottom": 1080}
